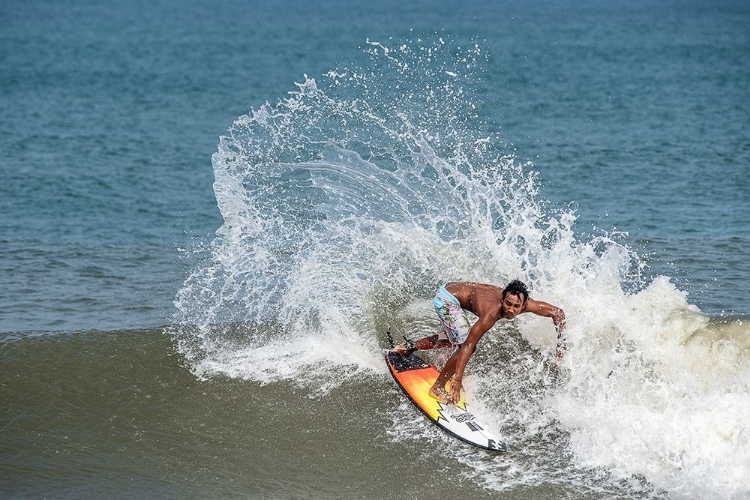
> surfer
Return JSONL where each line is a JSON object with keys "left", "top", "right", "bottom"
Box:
{"left": 394, "top": 280, "right": 566, "bottom": 404}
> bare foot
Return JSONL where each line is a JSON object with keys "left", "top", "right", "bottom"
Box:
{"left": 393, "top": 343, "right": 408, "bottom": 354}
{"left": 429, "top": 386, "right": 454, "bottom": 404}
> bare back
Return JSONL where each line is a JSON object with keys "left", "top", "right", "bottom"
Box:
{"left": 421, "top": 280, "right": 566, "bottom": 404}
{"left": 444, "top": 282, "right": 505, "bottom": 318}
{"left": 445, "top": 280, "right": 564, "bottom": 329}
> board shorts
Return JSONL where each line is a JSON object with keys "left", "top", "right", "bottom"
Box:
{"left": 433, "top": 285, "right": 471, "bottom": 345}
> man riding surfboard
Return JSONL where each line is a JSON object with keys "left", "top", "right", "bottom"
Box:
{"left": 394, "top": 280, "right": 566, "bottom": 404}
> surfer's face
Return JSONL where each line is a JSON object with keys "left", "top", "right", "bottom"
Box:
{"left": 501, "top": 293, "right": 524, "bottom": 319}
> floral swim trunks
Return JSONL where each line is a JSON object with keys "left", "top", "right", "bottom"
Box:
{"left": 432, "top": 285, "right": 472, "bottom": 345}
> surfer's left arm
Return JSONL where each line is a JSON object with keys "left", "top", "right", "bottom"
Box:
{"left": 525, "top": 299, "right": 567, "bottom": 358}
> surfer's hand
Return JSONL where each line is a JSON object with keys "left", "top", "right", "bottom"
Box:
{"left": 449, "top": 378, "right": 462, "bottom": 403}
{"left": 555, "top": 336, "right": 566, "bottom": 360}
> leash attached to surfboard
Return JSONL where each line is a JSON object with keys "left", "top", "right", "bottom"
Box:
{"left": 386, "top": 327, "right": 416, "bottom": 354}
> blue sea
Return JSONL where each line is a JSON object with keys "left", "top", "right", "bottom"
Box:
{"left": 2, "top": 0, "right": 749, "bottom": 498}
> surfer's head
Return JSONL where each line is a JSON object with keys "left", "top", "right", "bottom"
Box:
{"left": 501, "top": 280, "right": 529, "bottom": 319}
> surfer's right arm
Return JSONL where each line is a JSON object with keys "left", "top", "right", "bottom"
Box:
{"left": 444, "top": 314, "right": 497, "bottom": 402}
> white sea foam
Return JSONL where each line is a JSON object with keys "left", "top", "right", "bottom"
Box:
{"left": 557, "top": 277, "right": 750, "bottom": 499}
{"left": 172, "top": 38, "right": 750, "bottom": 498}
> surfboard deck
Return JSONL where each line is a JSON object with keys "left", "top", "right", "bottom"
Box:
{"left": 384, "top": 349, "right": 507, "bottom": 452}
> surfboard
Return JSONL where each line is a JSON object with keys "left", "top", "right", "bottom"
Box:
{"left": 384, "top": 341, "right": 507, "bottom": 452}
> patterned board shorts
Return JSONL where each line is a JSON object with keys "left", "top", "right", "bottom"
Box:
{"left": 432, "top": 285, "right": 472, "bottom": 345}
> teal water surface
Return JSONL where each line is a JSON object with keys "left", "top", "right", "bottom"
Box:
{"left": 2, "top": 1, "right": 749, "bottom": 498}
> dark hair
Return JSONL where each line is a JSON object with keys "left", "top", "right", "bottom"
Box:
{"left": 503, "top": 279, "right": 529, "bottom": 303}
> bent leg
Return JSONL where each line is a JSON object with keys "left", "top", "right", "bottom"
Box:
{"left": 394, "top": 334, "right": 452, "bottom": 353}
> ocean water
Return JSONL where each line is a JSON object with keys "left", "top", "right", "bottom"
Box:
{"left": 2, "top": 0, "right": 749, "bottom": 499}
